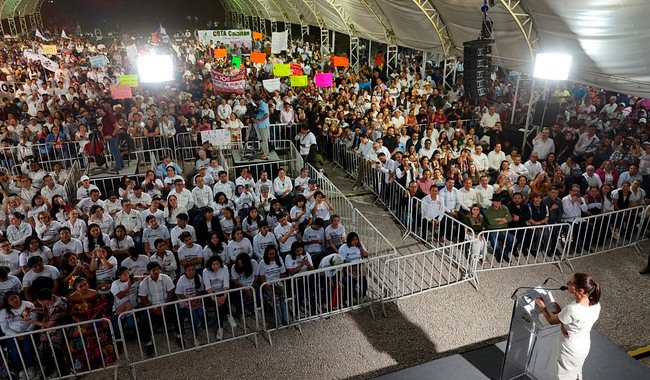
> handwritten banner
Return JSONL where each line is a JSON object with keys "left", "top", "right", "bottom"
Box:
{"left": 119, "top": 74, "right": 139, "bottom": 87}
{"left": 201, "top": 129, "right": 231, "bottom": 147}
{"left": 333, "top": 56, "right": 349, "bottom": 67}
{"left": 271, "top": 30, "right": 288, "bottom": 54}
{"left": 89, "top": 55, "right": 109, "bottom": 68}
{"left": 250, "top": 52, "right": 266, "bottom": 64}
{"left": 212, "top": 68, "right": 246, "bottom": 94}
{"left": 262, "top": 78, "right": 281, "bottom": 93}
{"left": 314, "top": 72, "right": 333, "bottom": 87}
{"left": 272, "top": 63, "right": 290, "bottom": 77}
{"left": 290, "top": 75, "right": 308, "bottom": 87}
{"left": 110, "top": 84, "right": 133, "bottom": 99}
{"left": 42, "top": 45, "right": 57, "bottom": 55}
{"left": 290, "top": 62, "right": 303, "bottom": 76}
{"left": 214, "top": 48, "right": 226, "bottom": 58}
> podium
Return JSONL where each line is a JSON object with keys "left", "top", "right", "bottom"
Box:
{"left": 500, "top": 286, "right": 561, "bottom": 380}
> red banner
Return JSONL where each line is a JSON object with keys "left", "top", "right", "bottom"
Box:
{"left": 212, "top": 68, "right": 246, "bottom": 94}
{"left": 290, "top": 62, "right": 303, "bottom": 76}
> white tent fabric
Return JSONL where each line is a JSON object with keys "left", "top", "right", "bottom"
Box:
{"left": 229, "top": 0, "right": 650, "bottom": 97}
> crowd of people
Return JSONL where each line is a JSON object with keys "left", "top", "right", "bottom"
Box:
{"left": 0, "top": 22, "right": 648, "bottom": 377}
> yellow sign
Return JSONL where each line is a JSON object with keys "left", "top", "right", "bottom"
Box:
{"left": 42, "top": 45, "right": 57, "bottom": 55}
{"left": 290, "top": 75, "right": 308, "bottom": 87}
{"left": 119, "top": 74, "right": 139, "bottom": 87}
{"left": 272, "top": 63, "right": 290, "bottom": 77}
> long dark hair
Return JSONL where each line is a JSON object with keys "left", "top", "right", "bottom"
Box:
{"left": 205, "top": 254, "right": 224, "bottom": 272}
{"left": 262, "top": 245, "right": 281, "bottom": 266}
{"left": 573, "top": 272, "right": 601, "bottom": 305}
{"left": 86, "top": 223, "right": 106, "bottom": 251}
{"left": 246, "top": 206, "right": 261, "bottom": 224}
{"left": 289, "top": 241, "right": 305, "bottom": 260}
{"left": 234, "top": 253, "right": 253, "bottom": 277}
{"left": 345, "top": 232, "right": 360, "bottom": 248}
{"left": 206, "top": 232, "right": 225, "bottom": 254}
{"left": 2, "top": 291, "right": 20, "bottom": 311}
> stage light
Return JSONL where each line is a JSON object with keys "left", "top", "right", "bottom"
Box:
{"left": 533, "top": 53, "right": 572, "bottom": 81}
{"left": 137, "top": 54, "right": 174, "bottom": 83}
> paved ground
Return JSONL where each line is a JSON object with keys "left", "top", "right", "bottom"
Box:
{"left": 102, "top": 163, "right": 649, "bottom": 379}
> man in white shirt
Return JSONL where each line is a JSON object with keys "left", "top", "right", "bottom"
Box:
{"left": 480, "top": 106, "right": 500, "bottom": 132}
{"left": 421, "top": 186, "right": 446, "bottom": 243}
{"left": 129, "top": 186, "right": 152, "bottom": 211}
{"left": 582, "top": 165, "right": 603, "bottom": 189}
{"left": 390, "top": 110, "right": 405, "bottom": 129}
{"left": 114, "top": 199, "right": 143, "bottom": 247}
{"left": 167, "top": 180, "right": 195, "bottom": 211}
{"left": 524, "top": 152, "right": 543, "bottom": 180}
{"left": 471, "top": 145, "right": 489, "bottom": 174}
{"left": 274, "top": 213, "right": 301, "bottom": 256}
{"left": 213, "top": 171, "right": 235, "bottom": 200}
{"left": 352, "top": 134, "right": 377, "bottom": 190}
{"left": 40, "top": 175, "right": 67, "bottom": 203}
{"left": 192, "top": 175, "right": 214, "bottom": 209}
{"left": 77, "top": 189, "right": 105, "bottom": 215}
{"left": 475, "top": 175, "right": 495, "bottom": 210}
{"left": 574, "top": 125, "right": 600, "bottom": 155}
{"left": 294, "top": 125, "right": 316, "bottom": 157}
{"left": 418, "top": 139, "right": 435, "bottom": 160}
{"left": 138, "top": 261, "right": 179, "bottom": 355}
{"left": 487, "top": 143, "right": 506, "bottom": 171}
{"left": 216, "top": 98, "right": 232, "bottom": 120}
{"left": 511, "top": 155, "right": 529, "bottom": 179}
{"left": 458, "top": 178, "right": 479, "bottom": 215}
{"left": 439, "top": 178, "right": 461, "bottom": 219}
{"left": 532, "top": 128, "right": 555, "bottom": 160}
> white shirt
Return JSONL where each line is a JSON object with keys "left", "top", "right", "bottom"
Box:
{"left": 582, "top": 173, "right": 603, "bottom": 189}
{"left": 52, "top": 238, "right": 83, "bottom": 258}
{"left": 422, "top": 194, "right": 445, "bottom": 221}
{"left": 252, "top": 231, "right": 278, "bottom": 259}
{"left": 561, "top": 195, "right": 588, "bottom": 222}
{"left": 138, "top": 274, "right": 175, "bottom": 305}
{"left": 458, "top": 187, "right": 479, "bottom": 211}
{"left": 475, "top": 184, "right": 495, "bottom": 209}
{"left": 114, "top": 209, "right": 143, "bottom": 233}
{"left": 273, "top": 177, "right": 293, "bottom": 197}
{"left": 524, "top": 160, "right": 543, "bottom": 180}
{"left": 471, "top": 152, "right": 489, "bottom": 172}
{"left": 274, "top": 222, "right": 298, "bottom": 252}
{"left": 192, "top": 185, "right": 214, "bottom": 208}
{"left": 487, "top": 150, "right": 506, "bottom": 171}
{"left": 532, "top": 138, "right": 555, "bottom": 160}
{"left": 294, "top": 132, "right": 316, "bottom": 155}
{"left": 480, "top": 112, "right": 500, "bottom": 130}
{"left": 202, "top": 266, "right": 229, "bottom": 293}
{"left": 168, "top": 188, "right": 195, "bottom": 210}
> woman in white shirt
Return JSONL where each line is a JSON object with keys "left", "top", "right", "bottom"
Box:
{"left": 226, "top": 113, "right": 244, "bottom": 142}
{"left": 202, "top": 255, "right": 234, "bottom": 340}
{"left": 535, "top": 273, "right": 601, "bottom": 380}
{"left": 110, "top": 225, "right": 135, "bottom": 260}
{"left": 63, "top": 209, "right": 87, "bottom": 240}
{"left": 337, "top": 232, "right": 369, "bottom": 304}
{"left": 34, "top": 212, "right": 62, "bottom": 246}
{"left": 273, "top": 168, "right": 294, "bottom": 206}
{"left": 257, "top": 245, "right": 289, "bottom": 326}
{"left": 227, "top": 228, "right": 253, "bottom": 262}
{"left": 88, "top": 205, "right": 114, "bottom": 237}
{"left": 163, "top": 195, "right": 187, "bottom": 228}
{"left": 175, "top": 265, "right": 205, "bottom": 340}
{"left": 230, "top": 253, "right": 259, "bottom": 317}
{"left": 0, "top": 292, "right": 38, "bottom": 376}
{"left": 6, "top": 212, "right": 33, "bottom": 249}
{"left": 202, "top": 231, "right": 232, "bottom": 266}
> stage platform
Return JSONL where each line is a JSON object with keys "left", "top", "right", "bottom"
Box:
{"left": 375, "top": 331, "right": 649, "bottom": 380}
{"left": 231, "top": 150, "right": 281, "bottom": 166}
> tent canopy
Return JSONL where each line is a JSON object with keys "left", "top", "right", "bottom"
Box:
{"left": 223, "top": 0, "right": 650, "bottom": 97}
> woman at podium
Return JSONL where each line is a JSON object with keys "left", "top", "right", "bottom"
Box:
{"left": 535, "top": 273, "right": 601, "bottom": 380}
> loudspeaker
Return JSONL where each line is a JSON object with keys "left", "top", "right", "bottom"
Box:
{"left": 463, "top": 39, "right": 493, "bottom": 101}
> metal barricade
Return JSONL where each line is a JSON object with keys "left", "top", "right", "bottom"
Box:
{"left": 64, "top": 162, "right": 81, "bottom": 203}
{"left": 174, "top": 132, "right": 202, "bottom": 162}
{"left": 30, "top": 141, "right": 85, "bottom": 171}
{"left": 0, "top": 318, "right": 119, "bottom": 380}
{"left": 474, "top": 223, "right": 570, "bottom": 274}
{"left": 563, "top": 206, "right": 647, "bottom": 263}
{"left": 227, "top": 140, "right": 300, "bottom": 181}
{"left": 257, "top": 255, "right": 393, "bottom": 345}
{"left": 118, "top": 287, "right": 258, "bottom": 379}
{"left": 87, "top": 174, "right": 146, "bottom": 200}
{"left": 407, "top": 196, "right": 476, "bottom": 248}
{"left": 381, "top": 240, "right": 476, "bottom": 304}
{"left": 268, "top": 123, "right": 300, "bottom": 142}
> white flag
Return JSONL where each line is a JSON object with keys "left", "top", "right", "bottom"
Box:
{"left": 35, "top": 29, "right": 49, "bottom": 41}
{"left": 126, "top": 43, "right": 138, "bottom": 59}
{"left": 262, "top": 77, "right": 281, "bottom": 93}
{"left": 271, "top": 30, "right": 288, "bottom": 54}
{"left": 61, "top": 29, "right": 70, "bottom": 39}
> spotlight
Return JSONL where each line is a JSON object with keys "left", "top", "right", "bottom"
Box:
{"left": 137, "top": 54, "right": 174, "bottom": 83}
{"left": 532, "top": 53, "right": 573, "bottom": 81}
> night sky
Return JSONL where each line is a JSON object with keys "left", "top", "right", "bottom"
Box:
{"left": 42, "top": 0, "right": 226, "bottom": 34}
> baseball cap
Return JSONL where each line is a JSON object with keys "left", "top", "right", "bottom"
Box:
{"left": 80, "top": 175, "right": 90, "bottom": 181}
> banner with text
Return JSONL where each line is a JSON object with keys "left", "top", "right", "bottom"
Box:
{"left": 201, "top": 129, "right": 232, "bottom": 147}
{"left": 119, "top": 74, "right": 139, "bottom": 87}
{"left": 212, "top": 68, "right": 246, "bottom": 94}
{"left": 197, "top": 30, "right": 252, "bottom": 52}
{"left": 271, "top": 30, "right": 288, "bottom": 54}
{"left": 262, "top": 78, "right": 281, "bottom": 93}
{"left": 110, "top": 84, "right": 133, "bottom": 99}
{"left": 0, "top": 81, "right": 19, "bottom": 99}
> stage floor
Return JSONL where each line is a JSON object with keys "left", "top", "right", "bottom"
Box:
{"left": 375, "top": 331, "right": 649, "bottom": 380}
{"left": 231, "top": 150, "right": 281, "bottom": 166}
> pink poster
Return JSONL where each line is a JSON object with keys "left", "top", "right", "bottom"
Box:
{"left": 315, "top": 73, "right": 333, "bottom": 87}
{"left": 110, "top": 84, "right": 133, "bottom": 99}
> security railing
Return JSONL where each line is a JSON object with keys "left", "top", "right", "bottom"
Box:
{"left": 0, "top": 317, "right": 119, "bottom": 380}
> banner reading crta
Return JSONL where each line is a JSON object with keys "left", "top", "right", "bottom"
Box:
{"left": 197, "top": 30, "right": 252, "bottom": 52}
{"left": 212, "top": 68, "right": 246, "bottom": 94}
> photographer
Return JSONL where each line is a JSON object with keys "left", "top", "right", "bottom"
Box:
{"left": 96, "top": 107, "right": 123, "bottom": 174}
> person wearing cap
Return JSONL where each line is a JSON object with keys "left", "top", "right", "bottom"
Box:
{"left": 76, "top": 175, "right": 100, "bottom": 202}
{"left": 484, "top": 195, "right": 514, "bottom": 263}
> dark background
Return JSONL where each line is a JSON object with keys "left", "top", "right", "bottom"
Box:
{"left": 41, "top": 0, "right": 226, "bottom": 34}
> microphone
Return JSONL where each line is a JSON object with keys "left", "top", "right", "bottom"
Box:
{"left": 543, "top": 277, "right": 568, "bottom": 291}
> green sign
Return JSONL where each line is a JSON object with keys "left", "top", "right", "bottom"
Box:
{"left": 119, "top": 74, "right": 139, "bottom": 87}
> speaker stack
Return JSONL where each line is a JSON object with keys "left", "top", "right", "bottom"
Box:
{"left": 463, "top": 39, "right": 494, "bottom": 101}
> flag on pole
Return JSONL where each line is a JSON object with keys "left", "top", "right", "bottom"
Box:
{"left": 35, "top": 29, "right": 49, "bottom": 41}
{"left": 157, "top": 24, "right": 170, "bottom": 44}
{"left": 61, "top": 30, "right": 70, "bottom": 39}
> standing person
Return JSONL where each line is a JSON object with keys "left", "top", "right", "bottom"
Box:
{"left": 535, "top": 273, "right": 601, "bottom": 380}
{"left": 96, "top": 107, "right": 123, "bottom": 174}
{"left": 253, "top": 94, "right": 270, "bottom": 160}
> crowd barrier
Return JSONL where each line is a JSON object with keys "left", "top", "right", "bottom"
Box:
{"left": 257, "top": 254, "right": 394, "bottom": 345}
{"left": 408, "top": 197, "right": 476, "bottom": 248}
{"left": 64, "top": 161, "right": 82, "bottom": 203}
{"left": 118, "top": 287, "right": 258, "bottom": 379}
{"left": 381, "top": 240, "right": 475, "bottom": 307}
{"left": 0, "top": 318, "right": 119, "bottom": 380}
{"left": 562, "top": 206, "right": 649, "bottom": 264}
{"left": 225, "top": 139, "right": 302, "bottom": 180}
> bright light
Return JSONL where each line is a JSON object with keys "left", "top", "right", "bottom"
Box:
{"left": 533, "top": 53, "right": 572, "bottom": 81}
{"left": 137, "top": 55, "right": 174, "bottom": 83}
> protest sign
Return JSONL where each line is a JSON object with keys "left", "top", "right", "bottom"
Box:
{"left": 271, "top": 30, "right": 288, "bottom": 54}
{"left": 212, "top": 68, "right": 246, "bottom": 94}
{"left": 290, "top": 62, "right": 303, "bottom": 76}
{"left": 333, "top": 56, "right": 349, "bottom": 67}
{"left": 42, "top": 45, "right": 57, "bottom": 55}
{"left": 201, "top": 129, "right": 231, "bottom": 147}
{"left": 214, "top": 48, "right": 227, "bottom": 58}
{"left": 262, "top": 78, "right": 281, "bottom": 93}
{"left": 110, "top": 84, "right": 133, "bottom": 99}
{"left": 273, "top": 63, "right": 290, "bottom": 77}
{"left": 290, "top": 75, "right": 308, "bottom": 87}
{"left": 119, "top": 74, "right": 139, "bottom": 87}
{"left": 315, "top": 73, "right": 333, "bottom": 87}
{"left": 253, "top": 32, "right": 263, "bottom": 40}
{"left": 250, "top": 52, "right": 266, "bottom": 64}
{"left": 197, "top": 30, "right": 252, "bottom": 52}
{"left": 89, "top": 55, "right": 108, "bottom": 68}
{"left": 232, "top": 56, "right": 242, "bottom": 68}
{"left": 0, "top": 81, "right": 18, "bottom": 99}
